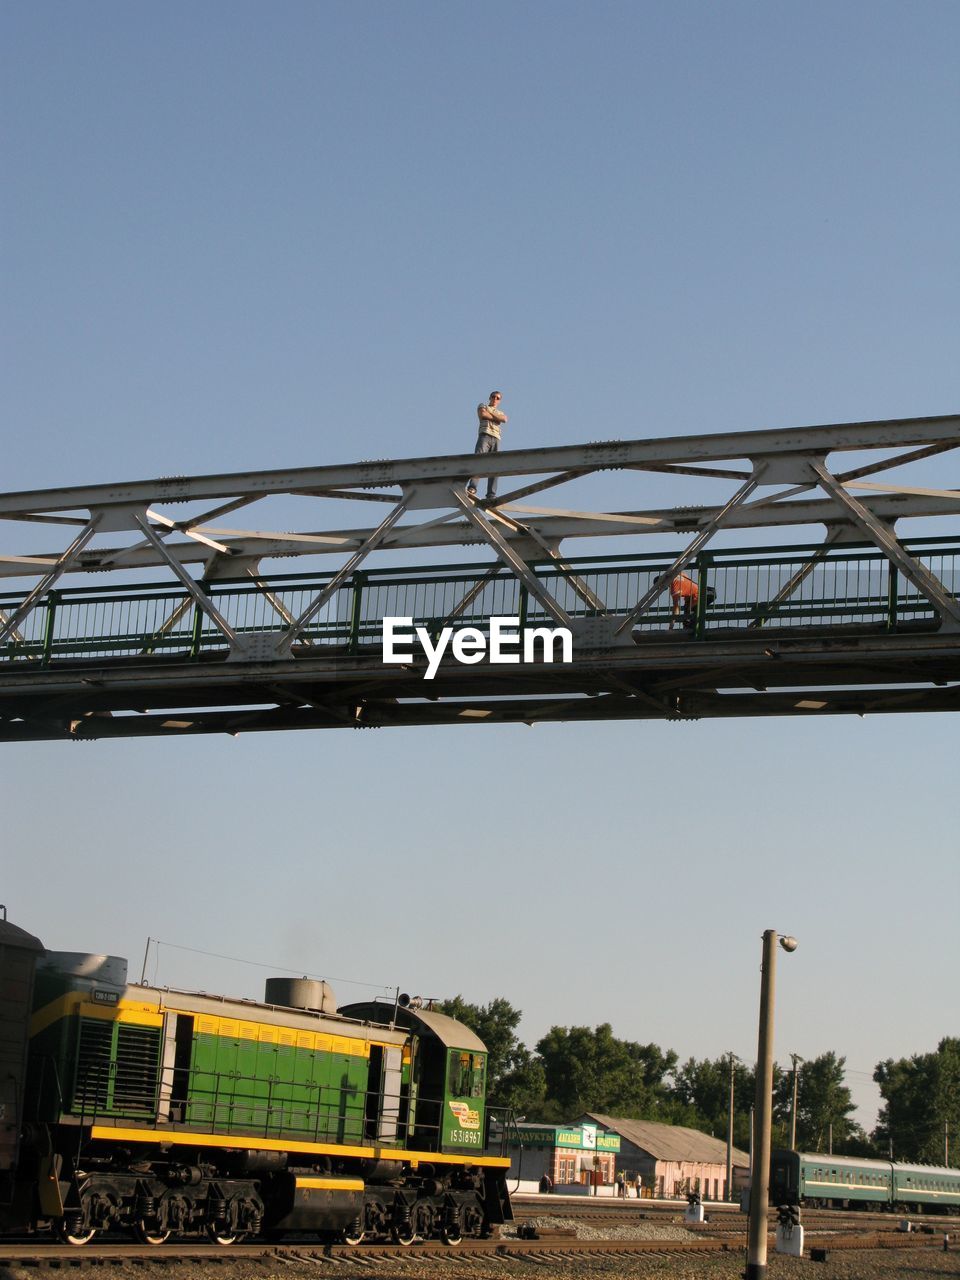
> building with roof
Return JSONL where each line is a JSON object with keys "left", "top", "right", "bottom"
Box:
{"left": 494, "top": 1121, "right": 621, "bottom": 1195}
{"left": 580, "top": 1114, "right": 750, "bottom": 1201}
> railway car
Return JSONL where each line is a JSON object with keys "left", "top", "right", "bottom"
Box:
{"left": 0, "top": 919, "right": 512, "bottom": 1246}
{"left": 891, "top": 1162, "right": 960, "bottom": 1213}
{"left": 771, "top": 1149, "right": 960, "bottom": 1214}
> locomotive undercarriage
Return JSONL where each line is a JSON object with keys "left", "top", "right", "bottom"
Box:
{"left": 43, "top": 1156, "right": 265, "bottom": 1246}
{"left": 346, "top": 1179, "right": 487, "bottom": 1247}
{"left": 24, "top": 1136, "right": 493, "bottom": 1247}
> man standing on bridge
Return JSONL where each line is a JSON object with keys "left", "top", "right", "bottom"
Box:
{"left": 467, "top": 390, "right": 508, "bottom": 500}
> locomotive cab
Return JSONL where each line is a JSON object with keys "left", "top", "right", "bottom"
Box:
{"left": 337, "top": 1002, "right": 488, "bottom": 1156}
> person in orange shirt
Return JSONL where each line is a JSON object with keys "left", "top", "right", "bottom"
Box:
{"left": 669, "top": 573, "right": 716, "bottom": 629}
{"left": 669, "top": 572, "right": 699, "bottom": 629}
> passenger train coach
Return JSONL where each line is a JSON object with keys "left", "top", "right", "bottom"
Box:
{"left": 0, "top": 915, "right": 513, "bottom": 1245}
{"left": 771, "top": 1149, "right": 960, "bottom": 1214}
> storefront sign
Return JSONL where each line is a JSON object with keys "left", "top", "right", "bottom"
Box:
{"left": 511, "top": 1125, "right": 620, "bottom": 1152}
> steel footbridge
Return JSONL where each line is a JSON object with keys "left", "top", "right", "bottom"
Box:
{"left": 1, "top": 413, "right": 958, "bottom": 740}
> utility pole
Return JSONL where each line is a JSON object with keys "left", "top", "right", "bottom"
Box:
{"left": 746, "top": 930, "right": 798, "bottom": 1280}
{"left": 726, "top": 1051, "right": 735, "bottom": 1200}
{"left": 749, "top": 1105, "right": 754, "bottom": 1176}
{"left": 946, "top": 1119, "right": 949, "bottom": 1167}
{"left": 789, "top": 1054, "right": 802, "bottom": 1150}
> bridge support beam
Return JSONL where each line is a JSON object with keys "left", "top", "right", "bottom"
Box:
{"left": 132, "top": 513, "right": 240, "bottom": 648}
{"left": 452, "top": 490, "right": 573, "bottom": 628}
{"left": 0, "top": 516, "right": 101, "bottom": 649}
{"left": 614, "top": 470, "right": 765, "bottom": 635}
{"left": 811, "top": 461, "right": 960, "bottom": 632}
{"left": 280, "top": 497, "right": 411, "bottom": 651}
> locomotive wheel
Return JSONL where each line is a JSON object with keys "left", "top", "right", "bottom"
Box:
{"left": 206, "top": 1224, "right": 246, "bottom": 1245}
{"left": 441, "top": 1222, "right": 463, "bottom": 1246}
{"left": 390, "top": 1222, "right": 418, "bottom": 1246}
{"left": 134, "top": 1220, "right": 172, "bottom": 1246}
{"left": 341, "top": 1224, "right": 365, "bottom": 1245}
{"left": 58, "top": 1220, "right": 97, "bottom": 1246}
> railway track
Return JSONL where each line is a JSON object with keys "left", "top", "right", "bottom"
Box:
{"left": 1, "top": 1222, "right": 956, "bottom": 1272}
{"left": 514, "top": 1197, "right": 960, "bottom": 1233}
{"left": 3, "top": 1199, "right": 957, "bottom": 1270}
{"left": 0, "top": 1236, "right": 729, "bottom": 1265}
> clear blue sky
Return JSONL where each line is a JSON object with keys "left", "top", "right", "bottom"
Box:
{"left": 2, "top": 0, "right": 958, "bottom": 1130}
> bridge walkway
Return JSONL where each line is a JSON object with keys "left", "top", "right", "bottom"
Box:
{"left": 2, "top": 535, "right": 957, "bottom": 669}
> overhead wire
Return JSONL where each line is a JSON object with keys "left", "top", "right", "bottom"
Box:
{"left": 147, "top": 937, "right": 394, "bottom": 993}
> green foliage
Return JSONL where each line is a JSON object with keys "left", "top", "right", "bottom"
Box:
{"left": 673, "top": 1054, "right": 755, "bottom": 1147}
{"left": 494, "top": 1044, "right": 548, "bottom": 1117}
{"left": 873, "top": 1037, "right": 960, "bottom": 1165}
{"left": 773, "top": 1052, "right": 864, "bottom": 1153}
{"left": 535, "top": 1023, "right": 677, "bottom": 1120}
{"left": 438, "top": 992, "right": 951, "bottom": 1161}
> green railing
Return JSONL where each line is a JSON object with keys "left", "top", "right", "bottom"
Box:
{"left": 2, "top": 535, "right": 959, "bottom": 667}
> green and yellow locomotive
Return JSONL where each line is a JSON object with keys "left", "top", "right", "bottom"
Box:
{"left": 0, "top": 915, "right": 512, "bottom": 1245}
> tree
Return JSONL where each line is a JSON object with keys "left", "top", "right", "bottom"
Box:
{"left": 873, "top": 1037, "right": 960, "bottom": 1165}
{"left": 671, "top": 1054, "right": 755, "bottom": 1147}
{"left": 493, "top": 1043, "right": 549, "bottom": 1119}
{"left": 773, "top": 1052, "right": 863, "bottom": 1153}
{"left": 535, "top": 1023, "right": 677, "bottom": 1119}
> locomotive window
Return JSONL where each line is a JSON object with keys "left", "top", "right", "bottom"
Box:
{"left": 470, "top": 1054, "right": 486, "bottom": 1098}
{"left": 450, "top": 1052, "right": 472, "bottom": 1096}
{"left": 448, "top": 1051, "right": 486, "bottom": 1097}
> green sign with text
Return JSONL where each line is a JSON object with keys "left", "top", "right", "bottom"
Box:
{"left": 512, "top": 1125, "right": 620, "bottom": 1152}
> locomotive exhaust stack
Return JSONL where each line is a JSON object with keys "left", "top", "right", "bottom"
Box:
{"left": 264, "top": 976, "right": 337, "bottom": 1013}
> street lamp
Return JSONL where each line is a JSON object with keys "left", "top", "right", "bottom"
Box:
{"left": 745, "top": 930, "right": 798, "bottom": 1280}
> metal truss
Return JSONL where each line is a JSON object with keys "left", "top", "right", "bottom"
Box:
{"left": 0, "top": 412, "right": 958, "bottom": 739}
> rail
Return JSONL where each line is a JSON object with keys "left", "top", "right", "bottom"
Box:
{"left": 2, "top": 534, "right": 959, "bottom": 666}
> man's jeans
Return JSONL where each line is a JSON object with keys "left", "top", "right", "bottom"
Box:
{"left": 469, "top": 433, "right": 499, "bottom": 498}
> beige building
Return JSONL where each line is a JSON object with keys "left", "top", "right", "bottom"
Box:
{"left": 581, "top": 1113, "right": 749, "bottom": 1201}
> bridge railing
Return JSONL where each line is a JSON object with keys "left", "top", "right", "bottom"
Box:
{"left": 698, "top": 539, "right": 959, "bottom": 634}
{"left": 2, "top": 535, "right": 958, "bottom": 666}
